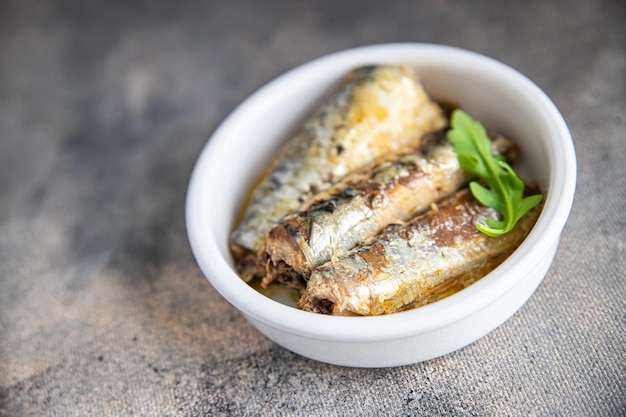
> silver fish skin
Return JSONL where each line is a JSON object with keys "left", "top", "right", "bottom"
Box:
{"left": 298, "top": 190, "right": 541, "bottom": 316}
{"left": 230, "top": 65, "right": 447, "bottom": 280}
{"left": 263, "top": 131, "right": 516, "bottom": 288}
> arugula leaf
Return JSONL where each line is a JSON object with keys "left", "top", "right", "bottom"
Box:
{"left": 447, "top": 109, "right": 542, "bottom": 237}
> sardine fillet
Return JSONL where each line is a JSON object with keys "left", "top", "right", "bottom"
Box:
{"left": 298, "top": 190, "right": 540, "bottom": 316}
{"left": 229, "top": 66, "right": 447, "bottom": 280}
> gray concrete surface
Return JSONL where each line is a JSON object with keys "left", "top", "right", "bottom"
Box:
{"left": 1, "top": 0, "right": 624, "bottom": 415}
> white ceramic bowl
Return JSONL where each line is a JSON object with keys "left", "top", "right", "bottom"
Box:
{"left": 186, "top": 43, "right": 576, "bottom": 367}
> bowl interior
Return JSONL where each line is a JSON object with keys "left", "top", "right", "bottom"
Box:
{"left": 186, "top": 43, "right": 576, "bottom": 341}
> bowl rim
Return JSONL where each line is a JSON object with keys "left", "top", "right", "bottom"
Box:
{"left": 185, "top": 42, "right": 577, "bottom": 343}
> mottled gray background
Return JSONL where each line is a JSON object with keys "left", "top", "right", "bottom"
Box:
{"left": 1, "top": 0, "right": 624, "bottom": 416}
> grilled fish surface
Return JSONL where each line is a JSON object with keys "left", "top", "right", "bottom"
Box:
{"left": 230, "top": 65, "right": 446, "bottom": 280}
{"left": 298, "top": 189, "right": 540, "bottom": 315}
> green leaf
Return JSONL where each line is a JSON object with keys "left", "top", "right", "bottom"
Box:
{"left": 515, "top": 194, "right": 543, "bottom": 222}
{"left": 447, "top": 109, "right": 542, "bottom": 236}
{"left": 469, "top": 182, "right": 503, "bottom": 212}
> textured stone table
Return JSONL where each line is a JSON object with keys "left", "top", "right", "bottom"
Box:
{"left": 1, "top": 1, "right": 624, "bottom": 415}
